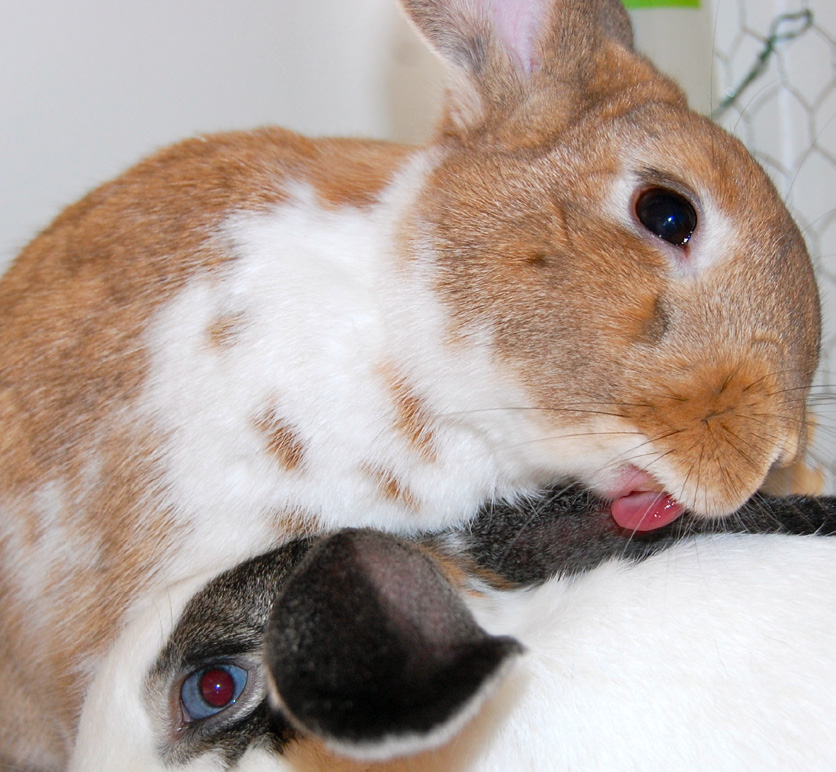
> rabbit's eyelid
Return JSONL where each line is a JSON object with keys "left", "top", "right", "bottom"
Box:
{"left": 633, "top": 168, "right": 701, "bottom": 206}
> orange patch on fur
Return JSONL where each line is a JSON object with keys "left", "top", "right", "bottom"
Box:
{"left": 383, "top": 367, "right": 437, "bottom": 461}
{"left": 364, "top": 464, "right": 419, "bottom": 511}
{"left": 206, "top": 311, "right": 247, "bottom": 348}
{"left": 419, "top": 541, "right": 518, "bottom": 593}
{"left": 255, "top": 409, "right": 307, "bottom": 472}
{"left": 274, "top": 507, "right": 322, "bottom": 540}
{"left": 415, "top": 543, "right": 471, "bottom": 590}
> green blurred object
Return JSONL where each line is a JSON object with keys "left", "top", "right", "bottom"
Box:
{"left": 623, "top": 0, "right": 700, "bottom": 7}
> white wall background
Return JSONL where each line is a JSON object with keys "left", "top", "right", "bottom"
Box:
{"left": 0, "top": 0, "right": 445, "bottom": 269}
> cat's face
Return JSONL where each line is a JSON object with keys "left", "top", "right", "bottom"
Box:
{"left": 69, "top": 530, "right": 518, "bottom": 772}
{"left": 69, "top": 544, "right": 300, "bottom": 771}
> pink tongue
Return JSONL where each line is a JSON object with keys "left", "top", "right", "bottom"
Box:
{"left": 610, "top": 491, "right": 684, "bottom": 532}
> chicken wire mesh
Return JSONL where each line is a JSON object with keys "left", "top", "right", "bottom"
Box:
{"left": 710, "top": 0, "right": 836, "bottom": 491}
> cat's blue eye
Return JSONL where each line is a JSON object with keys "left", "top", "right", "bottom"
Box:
{"left": 180, "top": 663, "right": 248, "bottom": 722}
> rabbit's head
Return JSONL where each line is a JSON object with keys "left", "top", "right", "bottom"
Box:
{"left": 402, "top": 0, "right": 820, "bottom": 519}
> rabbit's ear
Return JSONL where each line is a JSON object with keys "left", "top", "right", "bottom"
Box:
{"left": 400, "top": 0, "right": 634, "bottom": 135}
{"left": 264, "top": 529, "right": 521, "bottom": 761}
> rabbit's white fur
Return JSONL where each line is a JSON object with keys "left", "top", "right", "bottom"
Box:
{"left": 143, "top": 163, "right": 572, "bottom": 545}
{"left": 69, "top": 534, "right": 836, "bottom": 771}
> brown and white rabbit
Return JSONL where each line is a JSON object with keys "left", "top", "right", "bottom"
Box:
{"left": 69, "top": 489, "right": 836, "bottom": 771}
{"left": 0, "top": 0, "right": 821, "bottom": 768}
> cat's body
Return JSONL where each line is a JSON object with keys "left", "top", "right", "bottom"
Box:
{"left": 0, "top": 0, "right": 822, "bottom": 767}
{"left": 69, "top": 492, "right": 836, "bottom": 771}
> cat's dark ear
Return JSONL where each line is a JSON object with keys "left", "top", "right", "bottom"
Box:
{"left": 264, "top": 529, "right": 522, "bottom": 760}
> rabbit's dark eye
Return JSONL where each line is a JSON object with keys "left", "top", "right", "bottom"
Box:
{"left": 180, "top": 663, "right": 248, "bottom": 722}
{"left": 635, "top": 188, "right": 697, "bottom": 247}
